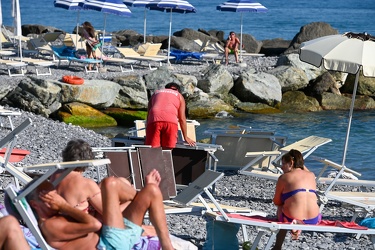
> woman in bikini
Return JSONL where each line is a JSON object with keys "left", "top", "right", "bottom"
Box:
{"left": 272, "top": 149, "right": 321, "bottom": 250}
{"left": 81, "top": 21, "right": 100, "bottom": 70}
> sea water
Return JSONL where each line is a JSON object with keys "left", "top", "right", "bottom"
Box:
{"left": 1, "top": 0, "right": 375, "bottom": 40}
{"left": 92, "top": 110, "right": 375, "bottom": 180}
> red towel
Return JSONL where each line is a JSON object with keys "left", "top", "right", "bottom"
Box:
{"left": 319, "top": 220, "right": 368, "bottom": 230}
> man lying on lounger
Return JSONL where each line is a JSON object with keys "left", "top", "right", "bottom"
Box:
{"left": 26, "top": 170, "right": 174, "bottom": 250}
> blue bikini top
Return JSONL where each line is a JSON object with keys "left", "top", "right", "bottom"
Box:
{"left": 281, "top": 188, "right": 317, "bottom": 203}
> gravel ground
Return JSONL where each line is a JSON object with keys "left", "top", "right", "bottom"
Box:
{"left": 0, "top": 55, "right": 373, "bottom": 249}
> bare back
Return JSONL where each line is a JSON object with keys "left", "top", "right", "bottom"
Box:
{"left": 274, "top": 169, "right": 319, "bottom": 220}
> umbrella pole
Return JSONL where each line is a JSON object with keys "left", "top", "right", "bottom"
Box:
{"left": 240, "top": 13, "right": 243, "bottom": 62}
{"left": 167, "top": 10, "right": 172, "bottom": 65}
{"left": 76, "top": 10, "right": 80, "bottom": 48}
{"left": 143, "top": 8, "right": 147, "bottom": 43}
{"left": 341, "top": 70, "right": 360, "bottom": 167}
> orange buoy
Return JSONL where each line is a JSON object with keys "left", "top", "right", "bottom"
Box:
{"left": 62, "top": 75, "right": 84, "bottom": 85}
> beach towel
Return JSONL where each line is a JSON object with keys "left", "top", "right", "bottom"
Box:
{"left": 360, "top": 218, "right": 375, "bottom": 229}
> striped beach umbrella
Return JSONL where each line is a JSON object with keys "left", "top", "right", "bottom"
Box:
{"left": 146, "top": 0, "right": 196, "bottom": 64}
{"left": 79, "top": 0, "right": 132, "bottom": 46}
{"left": 54, "top": 0, "right": 84, "bottom": 47}
{"left": 217, "top": 0, "right": 268, "bottom": 63}
{"left": 123, "top": 0, "right": 155, "bottom": 43}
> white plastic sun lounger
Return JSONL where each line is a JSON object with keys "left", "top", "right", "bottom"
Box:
{"left": 0, "top": 118, "right": 33, "bottom": 188}
{"left": 239, "top": 135, "right": 332, "bottom": 177}
{"left": 0, "top": 108, "right": 21, "bottom": 130}
{"left": 5, "top": 158, "right": 110, "bottom": 250}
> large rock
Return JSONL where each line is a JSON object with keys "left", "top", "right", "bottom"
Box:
{"left": 280, "top": 91, "right": 322, "bottom": 112}
{"left": 304, "top": 71, "right": 341, "bottom": 97}
{"left": 241, "top": 34, "right": 262, "bottom": 53}
{"left": 236, "top": 102, "right": 281, "bottom": 114}
{"left": 232, "top": 71, "right": 281, "bottom": 106}
{"left": 58, "top": 102, "right": 117, "bottom": 128}
{"left": 22, "top": 24, "right": 64, "bottom": 36}
{"left": 174, "top": 28, "right": 220, "bottom": 45}
{"left": 284, "top": 22, "right": 339, "bottom": 54}
{"left": 186, "top": 90, "right": 233, "bottom": 118}
{"left": 268, "top": 65, "right": 309, "bottom": 92}
{"left": 1, "top": 78, "right": 120, "bottom": 117}
{"left": 197, "top": 64, "right": 233, "bottom": 94}
{"left": 260, "top": 38, "right": 291, "bottom": 56}
{"left": 276, "top": 54, "right": 324, "bottom": 81}
{"left": 112, "top": 75, "right": 148, "bottom": 109}
{"left": 143, "top": 67, "right": 180, "bottom": 95}
{"left": 320, "top": 92, "right": 375, "bottom": 110}
{"left": 341, "top": 73, "right": 375, "bottom": 97}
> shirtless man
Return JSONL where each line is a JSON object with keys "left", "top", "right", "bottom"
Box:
{"left": 27, "top": 170, "right": 174, "bottom": 250}
{"left": 225, "top": 31, "right": 241, "bottom": 65}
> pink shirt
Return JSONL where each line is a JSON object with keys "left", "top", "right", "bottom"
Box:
{"left": 147, "top": 89, "right": 180, "bottom": 125}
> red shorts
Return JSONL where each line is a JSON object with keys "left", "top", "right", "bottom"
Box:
{"left": 145, "top": 122, "right": 178, "bottom": 148}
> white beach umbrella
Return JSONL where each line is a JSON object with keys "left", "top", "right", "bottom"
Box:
{"left": 12, "top": 0, "right": 22, "bottom": 60}
{"left": 123, "top": 0, "right": 154, "bottom": 43}
{"left": 54, "top": 0, "right": 84, "bottom": 47}
{"left": 79, "top": 0, "right": 132, "bottom": 48}
{"left": 217, "top": 0, "right": 268, "bottom": 64}
{"left": 146, "top": 0, "right": 196, "bottom": 64}
{"left": 299, "top": 32, "right": 375, "bottom": 168}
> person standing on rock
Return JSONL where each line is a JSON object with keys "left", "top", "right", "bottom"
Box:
{"left": 145, "top": 82, "right": 196, "bottom": 149}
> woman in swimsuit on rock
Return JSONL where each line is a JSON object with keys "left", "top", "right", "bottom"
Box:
{"left": 272, "top": 149, "right": 321, "bottom": 250}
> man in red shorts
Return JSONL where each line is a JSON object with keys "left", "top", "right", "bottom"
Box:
{"left": 145, "top": 82, "right": 196, "bottom": 149}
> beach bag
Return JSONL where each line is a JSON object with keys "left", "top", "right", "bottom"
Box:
{"left": 359, "top": 218, "right": 375, "bottom": 228}
{"left": 203, "top": 216, "right": 240, "bottom": 250}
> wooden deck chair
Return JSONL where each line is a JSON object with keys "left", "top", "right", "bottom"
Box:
{"left": 0, "top": 118, "right": 33, "bottom": 188}
{"left": 5, "top": 158, "right": 110, "bottom": 250}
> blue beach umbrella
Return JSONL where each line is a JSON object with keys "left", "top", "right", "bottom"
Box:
{"left": 79, "top": 0, "right": 132, "bottom": 47}
{"left": 217, "top": 0, "right": 268, "bottom": 63}
{"left": 123, "top": 0, "right": 155, "bottom": 43}
{"left": 54, "top": 0, "right": 84, "bottom": 47}
{"left": 146, "top": 0, "right": 196, "bottom": 64}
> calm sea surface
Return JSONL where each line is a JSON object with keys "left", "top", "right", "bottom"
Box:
{"left": 1, "top": 0, "right": 375, "bottom": 40}
{"left": 2, "top": 1, "right": 375, "bottom": 179}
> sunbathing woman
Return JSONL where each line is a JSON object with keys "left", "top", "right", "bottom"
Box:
{"left": 272, "top": 149, "right": 321, "bottom": 250}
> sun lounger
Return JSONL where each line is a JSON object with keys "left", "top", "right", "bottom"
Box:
{"left": 0, "top": 108, "right": 21, "bottom": 130}
{"left": 0, "top": 118, "right": 33, "bottom": 188}
{"left": 210, "top": 133, "right": 287, "bottom": 171}
{"left": 0, "top": 59, "right": 27, "bottom": 76}
{"left": 95, "top": 48, "right": 137, "bottom": 72}
{"left": 12, "top": 57, "right": 55, "bottom": 76}
{"left": 51, "top": 45, "right": 102, "bottom": 73}
{"left": 5, "top": 158, "right": 110, "bottom": 250}
{"left": 116, "top": 47, "right": 166, "bottom": 70}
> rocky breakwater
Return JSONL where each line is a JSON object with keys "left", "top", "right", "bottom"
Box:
{"left": 2, "top": 22, "right": 375, "bottom": 128}
{"left": 2, "top": 52, "right": 375, "bottom": 129}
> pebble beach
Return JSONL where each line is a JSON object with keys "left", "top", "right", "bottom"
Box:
{"left": 0, "top": 56, "right": 374, "bottom": 249}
